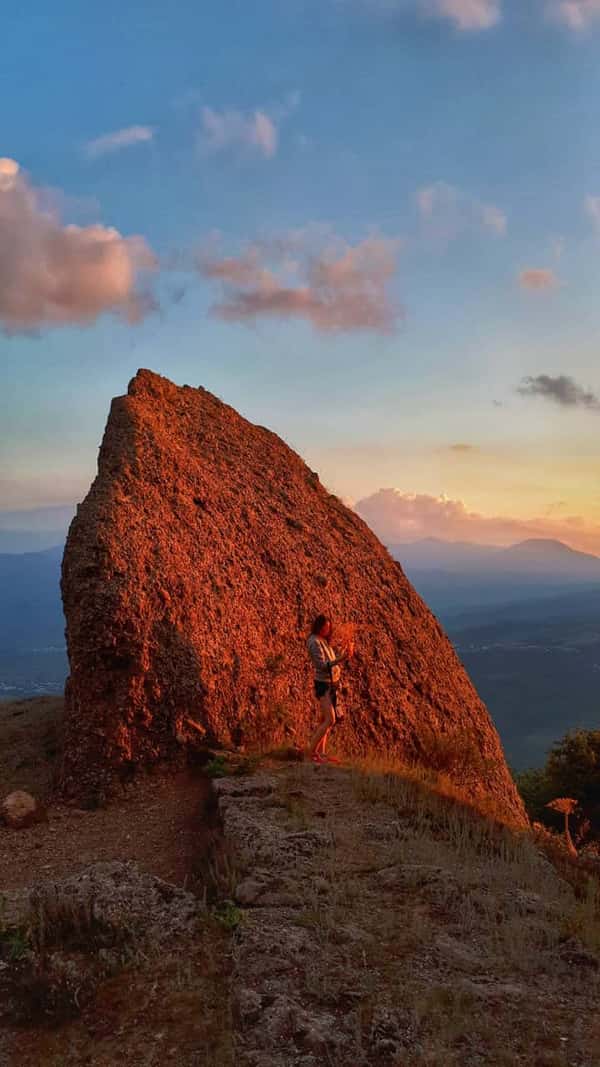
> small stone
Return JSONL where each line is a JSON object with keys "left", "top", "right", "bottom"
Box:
{"left": 235, "top": 987, "right": 262, "bottom": 1025}
{"left": 1, "top": 791, "right": 45, "bottom": 829}
{"left": 235, "top": 879, "right": 265, "bottom": 906}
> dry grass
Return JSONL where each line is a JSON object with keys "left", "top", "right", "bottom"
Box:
{"left": 230, "top": 758, "right": 600, "bottom": 1065}
{"left": 4, "top": 713, "right": 600, "bottom": 1066}
{"left": 2, "top": 869, "right": 236, "bottom": 1065}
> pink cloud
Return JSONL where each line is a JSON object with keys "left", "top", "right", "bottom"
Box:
{"left": 548, "top": 0, "right": 600, "bottom": 29}
{"left": 0, "top": 158, "right": 156, "bottom": 331}
{"left": 84, "top": 125, "right": 154, "bottom": 159}
{"left": 356, "top": 488, "right": 600, "bottom": 554}
{"left": 355, "top": 0, "right": 501, "bottom": 31}
{"left": 199, "top": 231, "right": 402, "bottom": 334}
{"left": 416, "top": 182, "right": 507, "bottom": 242}
{"left": 518, "top": 268, "right": 559, "bottom": 291}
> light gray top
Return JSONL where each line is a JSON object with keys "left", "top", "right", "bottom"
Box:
{"left": 307, "top": 633, "right": 345, "bottom": 684}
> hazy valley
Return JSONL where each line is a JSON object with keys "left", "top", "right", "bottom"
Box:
{"left": 3, "top": 532, "right": 600, "bottom": 771}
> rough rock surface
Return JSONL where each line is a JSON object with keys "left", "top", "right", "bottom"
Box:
{"left": 1, "top": 791, "right": 44, "bottom": 829}
{"left": 60, "top": 369, "right": 524, "bottom": 824}
{"left": 214, "top": 766, "right": 599, "bottom": 1067}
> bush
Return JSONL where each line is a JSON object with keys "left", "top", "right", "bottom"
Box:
{"left": 205, "top": 755, "right": 229, "bottom": 779}
{"left": 514, "top": 766, "right": 555, "bottom": 825}
{"left": 516, "top": 729, "right": 600, "bottom": 843}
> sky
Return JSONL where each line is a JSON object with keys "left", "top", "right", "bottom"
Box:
{"left": 2, "top": 0, "right": 600, "bottom": 552}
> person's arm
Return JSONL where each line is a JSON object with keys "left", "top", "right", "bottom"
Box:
{"left": 329, "top": 652, "right": 348, "bottom": 667}
{"left": 308, "top": 637, "right": 332, "bottom": 673}
{"left": 309, "top": 637, "right": 351, "bottom": 673}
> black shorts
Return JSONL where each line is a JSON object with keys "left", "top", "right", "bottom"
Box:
{"left": 314, "top": 681, "right": 337, "bottom": 707}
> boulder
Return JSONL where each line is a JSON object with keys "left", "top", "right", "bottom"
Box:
{"left": 1, "top": 790, "right": 44, "bottom": 829}
{"left": 59, "top": 369, "right": 525, "bottom": 826}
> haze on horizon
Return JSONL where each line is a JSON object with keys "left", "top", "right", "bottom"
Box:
{"left": 2, "top": 1, "right": 600, "bottom": 555}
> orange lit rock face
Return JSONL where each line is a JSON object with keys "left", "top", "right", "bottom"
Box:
{"left": 60, "top": 369, "right": 525, "bottom": 824}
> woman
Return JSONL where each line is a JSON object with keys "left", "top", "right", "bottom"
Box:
{"left": 306, "top": 614, "right": 354, "bottom": 764}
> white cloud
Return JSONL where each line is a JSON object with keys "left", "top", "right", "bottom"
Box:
{"left": 0, "top": 158, "right": 156, "bottom": 331}
{"left": 198, "top": 229, "right": 402, "bottom": 333}
{"left": 548, "top": 0, "right": 600, "bottom": 29}
{"left": 479, "top": 202, "right": 508, "bottom": 236}
{"left": 585, "top": 195, "right": 600, "bottom": 232}
{"left": 421, "top": 0, "right": 501, "bottom": 30}
{"left": 416, "top": 181, "right": 507, "bottom": 241}
{"left": 85, "top": 125, "right": 155, "bottom": 159}
{"left": 199, "top": 107, "right": 278, "bottom": 159}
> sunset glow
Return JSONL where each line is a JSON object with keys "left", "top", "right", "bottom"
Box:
{"left": 1, "top": 1, "right": 599, "bottom": 557}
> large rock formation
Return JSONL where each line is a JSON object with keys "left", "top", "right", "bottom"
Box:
{"left": 60, "top": 369, "right": 525, "bottom": 825}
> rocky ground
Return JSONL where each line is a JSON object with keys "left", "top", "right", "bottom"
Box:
{"left": 216, "top": 762, "right": 600, "bottom": 1067}
{"left": 1, "top": 701, "right": 599, "bottom": 1065}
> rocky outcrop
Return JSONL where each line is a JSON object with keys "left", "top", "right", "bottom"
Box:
{"left": 212, "top": 765, "right": 594, "bottom": 1067}
{"left": 60, "top": 368, "right": 525, "bottom": 824}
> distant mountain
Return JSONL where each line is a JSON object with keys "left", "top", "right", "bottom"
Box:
{"left": 0, "top": 504, "right": 74, "bottom": 553}
{"left": 498, "top": 539, "right": 600, "bottom": 577}
{"left": 392, "top": 537, "right": 600, "bottom": 579}
{"left": 0, "top": 529, "right": 67, "bottom": 553}
{"left": 388, "top": 537, "right": 499, "bottom": 570}
{"left": 390, "top": 537, "right": 600, "bottom": 617}
{"left": 0, "top": 546, "right": 65, "bottom": 650}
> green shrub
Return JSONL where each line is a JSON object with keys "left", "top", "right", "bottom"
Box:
{"left": 516, "top": 729, "right": 600, "bottom": 842}
{"left": 205, "top": 755, "right": 229, "bottom": 779}
{"left": 514, "top": 766, "right": 555, "bottom": 824}
{"left": 214, "top": 901, "right": 242, "bottom": 931}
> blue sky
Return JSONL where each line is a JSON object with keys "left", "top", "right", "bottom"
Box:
{"left": 2, "top": 0, "right": 600, "bottom": 551}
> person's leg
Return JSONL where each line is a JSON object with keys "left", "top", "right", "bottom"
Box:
{"left": 316, "top": 687, "right": 337, "bottom": 755}
{"left": 309, "top": 692, "right": 335, "bottom": 757}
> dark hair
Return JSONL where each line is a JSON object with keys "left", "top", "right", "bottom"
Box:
{"left": 311, "top": 614, "right": 330, "bottom": 636}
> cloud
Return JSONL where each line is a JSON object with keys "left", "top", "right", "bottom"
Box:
{"left": 421, "top": 0, "right": 501, "bottom": 30}
{"left": 584, "top": 195, "right": 600, "bottom": 232}
{"left": 198, "top": 96, "right": 299, "bottom": 160}
{"left": 416, "top": 182, "right": 507, "bottom": 242}
{"left": 518, "top": 268, "right": 559, "bottom": 291}
{"left": 448, "top": 443, "right": 477, "bottom": 452}
{"left": 85, "top": 125, "right": 155, "bottom": 159}
{"left": 479, "top": 202, "right": 507, "bottom": 236}
{"left": 350, "top": 0, "right": 500, "bottom": 31}
{"left": 517, "top": 374, "right": 600, "bottom": 411}
{"left": 355, "top": 488, "right": 600, "bottom": 554}
{"left": 0, "top": 158, "right": 156, "bottom": 331}
{"left": 548, "top": 0, "right": 600, "bottom": 29}
{"left": 198, "top": 230, "right": 402, "bottom": 333}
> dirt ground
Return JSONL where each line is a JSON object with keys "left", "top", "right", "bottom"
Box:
{"left": 0, "top": 697, "right": 221, "bottom": 894}
{"left": 0, "top": 697, "right": 62, "bottom": 801}
{"left": 0, "top": 698, "right": 232, "bottom": 1067}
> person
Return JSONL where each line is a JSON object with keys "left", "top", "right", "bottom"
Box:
{"left": 306, "top": 614, "right": 354, "bottom": 764}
